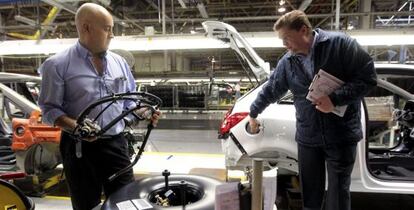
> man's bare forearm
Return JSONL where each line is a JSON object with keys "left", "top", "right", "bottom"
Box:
{"left": 55, "top": 115, "right": 77, "bottom": 133}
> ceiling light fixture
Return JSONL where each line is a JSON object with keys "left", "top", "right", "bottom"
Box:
{"left": 1, "top": 31, "right": 414, "bottom": 55}
{"left": 278, "top": 7, "right": 286, "bottom": 13}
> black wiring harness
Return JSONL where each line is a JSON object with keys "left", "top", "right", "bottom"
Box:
{"left": 70, "top": 91, "right": 162, "bottom": 181}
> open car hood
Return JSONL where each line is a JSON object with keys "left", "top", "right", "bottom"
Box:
{"left": 202, "top": 21, "right": 270, "bottom": 83}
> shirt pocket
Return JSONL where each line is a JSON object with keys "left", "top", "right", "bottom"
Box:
{"left": 104, "top": 77, "right": 128, "bottom": 94}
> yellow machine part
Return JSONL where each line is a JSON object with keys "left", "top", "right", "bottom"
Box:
{"left": 0, "top": 182, "right": 28, "bottom": 210}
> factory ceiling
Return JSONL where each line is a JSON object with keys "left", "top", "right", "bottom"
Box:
{"left": 0, "top": 0, "right": 412, "bottom": 40}
{"left": 0, "top": 0, "right": 412, "bottom": 75}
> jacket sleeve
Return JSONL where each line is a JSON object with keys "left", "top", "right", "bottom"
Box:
{"left": 250, "top": 61, "right": 289, "bottom": 118}
{"left": 329, "top": 37, "right": 377, "bottom": 106}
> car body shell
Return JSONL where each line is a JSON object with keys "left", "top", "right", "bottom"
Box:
{"left": 203, "top": 21, "right": 414, "bottom": 194}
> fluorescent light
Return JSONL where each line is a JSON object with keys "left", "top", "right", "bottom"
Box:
{"left": 0, "top": 31, "right": 413, "bottom": 55}
{"left": 278, "top": 7, "right": 286, "bottom": 13}
{"left": 0, "top": 38, "right": 75, "bottom": 55}
{"left": 109, "top": 35, "right": 228, "bottom": 52}
{"left": 351, "top": 34, "right": 414, "bottom": 46}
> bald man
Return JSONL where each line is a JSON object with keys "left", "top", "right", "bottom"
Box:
{"left": 38, "top": 3, "right": 139, "bottom": 209}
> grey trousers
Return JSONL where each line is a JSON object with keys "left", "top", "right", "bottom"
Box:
{"left": 298, "top": 143, "right": 357, "bottom": 210}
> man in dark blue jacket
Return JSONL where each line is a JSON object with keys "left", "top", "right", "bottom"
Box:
{"left": 248, "top": 10, "right": 377, "bottom": 210}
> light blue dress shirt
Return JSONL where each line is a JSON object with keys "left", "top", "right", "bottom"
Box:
{"left": 38, "top": 41, "right": 136, "bottom": 135}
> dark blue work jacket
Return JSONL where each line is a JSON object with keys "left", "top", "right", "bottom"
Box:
{"left": 250, "top": 29, "right": 377, "bottom": 146}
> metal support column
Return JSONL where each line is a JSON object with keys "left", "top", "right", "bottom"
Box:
{"left": 360, "top": 0, "right": 372, "bottom": 29}
{"left": 170, "top": 0, "right": 176, "bottom": 72}
{"left": 162, "top": 0, "right": 168, "bottom": 72}
{"left": 335, "top": 0, "right": 340, "bottom": 30}
{"left": 251, "top": 159, "right": 263, "bottom": 210}
{"left": 360, "top": 0, "right": 371, "bottom": 51}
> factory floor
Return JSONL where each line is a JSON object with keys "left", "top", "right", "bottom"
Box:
{"left": 29, "top": 129, "right": 229, "bottom": 210}
{"left": 7, "top": 116, "right": 414, "bottom": 210}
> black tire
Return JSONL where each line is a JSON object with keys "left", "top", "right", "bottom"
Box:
{"left": 102, "top": 174, "right": 222, "bottom": 210}
{"left": 0, "top": 136, "right": 12, "bottom": 146}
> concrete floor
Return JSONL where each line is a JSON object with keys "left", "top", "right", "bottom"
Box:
{"left": 29, "top": 129, "right": 225, "bottom": 210}
{"left": 10, "top": 128, "right": 414, "bottom": 210}
{"left": 146, "top": 129, "right": 222, "bottom": 154}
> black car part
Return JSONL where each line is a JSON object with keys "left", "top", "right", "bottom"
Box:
{"left": 0, "top": 118, "right": 15, "bottom": 171}
{"left": 74, "top": 92, "right": 162, "bottom": 138}
{"left": 70, "top": 91, "right": 162, "bottom": 182}
{"left": 391, "top": 100, "right": 414, "bottom": 154}
{"left": 102, "top": 174, "right": 222, "bottom": 210}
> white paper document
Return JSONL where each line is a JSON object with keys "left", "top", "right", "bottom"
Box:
{"left": 115, "top": 199, "right": 153, "bottom": 210}
{"left": 215, "top": 182, "right": 240, "bottom": 210}
{"left": 263, "top": 174, "right": 277, "bottom": 210}
{"left": 131, "top": 199, "right": 153, "bottom": 210}
{"left": 306, "top": 69, "right": 348, "bottom": 117}
{"left": 116, "top": 200, "right": 137, "bottom": 210}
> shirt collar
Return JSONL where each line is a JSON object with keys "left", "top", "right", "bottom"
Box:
{"left": 310, "top": 30, "right": 319, "bottom": 50}
{"left": 313, "top": 28, "right": 329, "bottom": 43}
{"left": 76, "top": 41, "right": 90, "bottom": 59}
{"left": 75, "top": 41, "right": 108, "bottom": 59}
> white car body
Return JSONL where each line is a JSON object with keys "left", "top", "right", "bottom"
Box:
{"left": 203, "top": 21, "right": 414, "bottom": 194}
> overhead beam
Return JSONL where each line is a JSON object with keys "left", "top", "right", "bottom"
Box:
{"left": 177, "top": 0, "right": 187, "bottom": 8}
{"left": 298, "top": 0, "right": 312, "bottom": 11}
{"left": 8, "top": 6, "right": 61, "bottom": 40}
{"left": 197, "top": 2, "right": 209, "bottom": 18}
{"left": 144, "top": 0, "right": 171, "bottom": 20}
{"left": 41, "top": 0, "right": 76, "bottom": 14}
{"left": 14, "top": 15, "right": 37, "bottom": 26}
{"left": 116, "top": 11, "right": 414, "bottom": 23}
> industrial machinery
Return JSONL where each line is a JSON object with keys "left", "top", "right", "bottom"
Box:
{"left": 0, "top": 82, "right": 62, "bottom": 196}
{"left": 0, "top": 172, "right": 34, "bottom": 210}
{"left": 69, "top": 90, "right": 222, "bottom": 210}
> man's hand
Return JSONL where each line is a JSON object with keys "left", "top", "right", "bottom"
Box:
{"left": 150, "top": 110, "right": 161, "bottom": 127}
{"left": 314, "top": 95, "right": 334, "bottom": 113}
{"left": 248, "top": 117, "right": 260, "bottom": 134}
{"left": 134, "top": 107, "right": 162, "bottom": 127}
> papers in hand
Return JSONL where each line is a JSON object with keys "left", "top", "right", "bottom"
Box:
{"left": 306, "top": 69, "right": 348, "bottom": 117}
